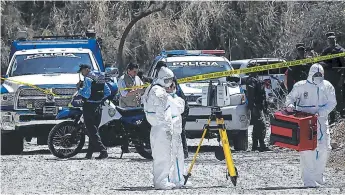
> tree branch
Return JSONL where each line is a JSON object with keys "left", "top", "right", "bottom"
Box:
{"left": 116, "top": 1, "right": 167, "bottom": 71}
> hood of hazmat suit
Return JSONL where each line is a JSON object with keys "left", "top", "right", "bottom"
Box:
{"left": 285, "top": 63, "right": 337, "bottom": 187}
{"left": 156, "top": 67, "right": 175, "bottom": 87}
{"left": 142, "top": 67, "right": 177, "bottom": 190}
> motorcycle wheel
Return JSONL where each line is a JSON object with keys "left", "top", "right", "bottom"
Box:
{"left": 48, "top": 121, "right": 85, "bottom": 158}
{"left": 135, "top": 141, "right": 153, "bottom": 160}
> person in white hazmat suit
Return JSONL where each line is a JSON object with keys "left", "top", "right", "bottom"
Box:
{"left": 165, "top": 82, "right": 189, "bottom": 188}
{"left": 142, "top": 67, "right": 186, "bottom": 190}
{"left": 285, "top": 63, "right": 337, "bottom": 187}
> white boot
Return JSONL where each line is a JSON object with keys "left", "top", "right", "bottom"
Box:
{"left": 155, "top": 182, "right": 176, "bottom": 190}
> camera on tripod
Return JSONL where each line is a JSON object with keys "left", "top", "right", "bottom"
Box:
{"left": 201, "top": 77, "right": 243, "bottom": 108}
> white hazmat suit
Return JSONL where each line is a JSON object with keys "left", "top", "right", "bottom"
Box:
{"left": 142, "top": 67, "right": 176, "bottom": 190}
{"left": 285, "top": 63, "right": 337, "bottom": 187}
{"left": 167, "top": 92, "right": 186, "bottom": 188}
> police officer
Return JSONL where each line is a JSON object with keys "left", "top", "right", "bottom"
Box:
{"left": 77, "top": 64, "right": 111, "bottom": 159}
{"left": 246, "top": 62, "right": 270, "bottom": 152}
{"left": 154, "top": 61, "right": 189, "bottom": 158}
{"left": 286, "top": 43, "right": 311, "bottom": 93}
{"left": 118, "top": 63, "right": 144, "bottom": 108}
{"left": 321, "top": 32, "right": 345, "bottom": 121}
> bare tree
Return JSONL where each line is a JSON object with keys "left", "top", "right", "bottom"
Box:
{"left": 116, "top": 1, "right": 167, "bottom": 71}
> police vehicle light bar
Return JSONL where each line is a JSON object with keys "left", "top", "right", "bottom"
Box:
{"left": 201, "top": 50, "right": 225, "bottom": 54}
{"left": 161, "top": 50, "right": 225, "bottom": 57}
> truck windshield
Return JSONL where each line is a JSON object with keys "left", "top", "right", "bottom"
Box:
{"left": 166, "top": 61, "right": 232, "bottom": 79}
{"left": 10, "top": 53, "right": 94, "bottom": 76}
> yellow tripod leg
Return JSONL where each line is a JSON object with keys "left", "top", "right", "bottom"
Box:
{"left": 184, "top": 119, "right": 211, "bottom": 185}
{"left": 217, "top": 118, "right": 238, "bottom": 186}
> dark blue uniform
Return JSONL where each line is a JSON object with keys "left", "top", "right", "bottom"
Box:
{"left": 321, "top": 44, "right": 345, "bottom": 121}
{"left": 246, "top": 74, "right": 269, "bottom": 151}
{"left": 79, "top": 71, "right": 111, "bottom": 157}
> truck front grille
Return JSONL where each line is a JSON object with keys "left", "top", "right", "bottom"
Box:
{"left": 186, "top": 95, "right": 201, "bottom": 102}
{"left": 16, "top": 88, "right": 76, "bottom": 109}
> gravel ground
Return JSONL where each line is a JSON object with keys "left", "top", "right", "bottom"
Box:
{"left": 329, "top": 119, "right": 345, "bottom": 170}
{"left": 2, "top": 126, "right": 345, "bottom": 194}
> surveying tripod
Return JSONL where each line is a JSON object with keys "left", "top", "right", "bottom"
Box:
{"left": 183, "top": 106, "right": 238, "bottom": 186}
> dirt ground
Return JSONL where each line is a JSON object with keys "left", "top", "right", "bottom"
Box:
{"left": 1, "top": 126, "right": 345, "bottom": 194}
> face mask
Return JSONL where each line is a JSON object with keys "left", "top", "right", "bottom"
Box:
{"left": 313, "top": 77, "right": 323, "bottom": 85}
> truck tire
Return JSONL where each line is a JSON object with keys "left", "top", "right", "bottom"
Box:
{"left": 1, "top": 132, "right": 24, "bottom": 155}
{"left": 233, "top": 130, "right": 248, "bottom": 151}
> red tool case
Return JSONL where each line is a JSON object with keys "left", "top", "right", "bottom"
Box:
{"left": 270, "top": 111, "right": 317, "bottom": 151}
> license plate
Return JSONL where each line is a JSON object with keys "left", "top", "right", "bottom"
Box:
{"left": 43, "top": 106, "right": 57, "bottom": 115}
{"left": 196, "top": 119, "right": 209, "bottom": 123}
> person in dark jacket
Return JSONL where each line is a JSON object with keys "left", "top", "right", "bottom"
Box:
{"left": 154, "top": 61, "right": 189, "bottom": 158}
{"left": 77, "top": 64, "right": 111, "bottom": 159}
{"left": 246, "top": 62, "right": 270, "bottom": 152}
{"left": 286, "top": 43, "right": 311, "bottom": 93}
{"left": 321, "top": 32, "right": 345, "bottom": 121}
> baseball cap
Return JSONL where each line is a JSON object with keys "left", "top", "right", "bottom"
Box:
{"left": 296, "top": 42, "right": 305, "bottom": 49}
{"left": 326, "top": 32, "right": 336, "bottom": 39}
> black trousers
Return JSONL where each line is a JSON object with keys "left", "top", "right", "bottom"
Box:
{"left": 326, "top": 70, "right": 344, "bottom": 123}
{"left": 251, "top": 108, "right": 266, "bottom": 148}
{"left": 83, "top": 102, "right": 107, "bottom": 153}
{"left": 181, "top": 117, "right": 188, "bottom": 155}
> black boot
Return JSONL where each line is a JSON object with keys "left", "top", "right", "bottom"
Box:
{"left": 252, "top": 139, "right": 259, "bottom": 151}
{"left": 252, "top": 147, "right": 259, "bottom": 151}
{"left": 85, "top": 145, "right": 93, "bottom": 159}
{"left": 96, "top": 151, "right": 108, "bottom": 159}
{"left": 259, "top": 142, "right": 271, "bottom": 152}
{"left": 121, "top": 145, "right": 130, "bottom": 153}
{"left": 259, "top": 147, "right": 272, "bottom": 152}
{"left": 259, "top": 139, "right": 271, "bottom": 152}
{"left": 85, "top": 151, "right": 93, "bottom": 159}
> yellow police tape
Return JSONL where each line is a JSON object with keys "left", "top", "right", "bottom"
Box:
{"left": 1, "top": 52, "right": 345, "bottom": 96}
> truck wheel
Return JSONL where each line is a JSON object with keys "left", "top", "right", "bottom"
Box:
{"left": 233, "top": 130, "right": 248, "bottom": 151}
{"left": 37, "top": 136, "right": 48, "bottom": 145}
{"left": 1, "top": 132, "right": 24, "bottom": 155}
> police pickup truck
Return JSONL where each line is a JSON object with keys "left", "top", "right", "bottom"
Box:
{"left": 230, "top": 58, "right": 287, "bottom": 108}
{"left": 0, "top": 30, "right": 117, "bottom": 154}
{"left": 146, "top": 50, "right": 250, "bottom": 151}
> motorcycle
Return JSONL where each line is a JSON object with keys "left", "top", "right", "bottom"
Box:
{"left": 47, "top": 93, "right": 152, "bottom": 159}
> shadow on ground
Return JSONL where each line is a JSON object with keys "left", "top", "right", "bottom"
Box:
{"left": 115, "top": 185, "right": 227, "bottom": 191}
{"left": 255, "top": 186, "right": 316, "bottom": 190}
{"left": 19, "top": 146, "right": 227, "bottom": 156}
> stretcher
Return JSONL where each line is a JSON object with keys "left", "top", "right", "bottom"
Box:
{"left": 270, "top": 110, "right": 317, "bottom": 151}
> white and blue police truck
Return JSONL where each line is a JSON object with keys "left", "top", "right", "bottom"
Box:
{"left": 146, "top": 50, "right": 250, "bottom": 151}
{"left": 0, "top": 30, "right": 117, "bottom": 154}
